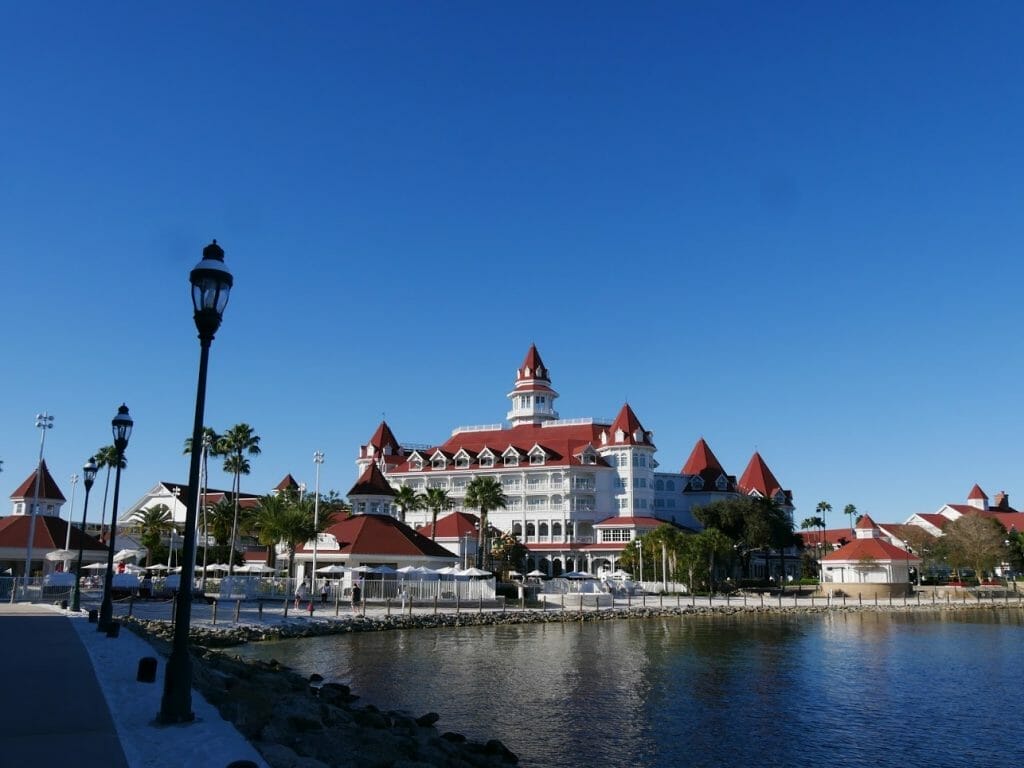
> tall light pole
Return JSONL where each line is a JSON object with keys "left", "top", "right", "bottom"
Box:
{"left": 23, "top": 412, "right": 54, "bottom": 592}
{"left": 63, "top": 472, "right": 79, "bottom": 571}
{"left": 312, "top": 451, "right": 324, "bottom": 587}
{"left": 160, "top": 240, "right": 233, "bottom": 724}
{"left": 199, "top": 433, "right": 213, "bottom": 594}
{"left": 71, "top": 458, "right": 99, "bottom": 612}
{"left": 98, "top": 404, "right": 133, "bottom": 631}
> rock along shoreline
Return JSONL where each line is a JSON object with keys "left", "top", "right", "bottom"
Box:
{"left": 123, "top": 600, "right": 1023, "bottom": 768}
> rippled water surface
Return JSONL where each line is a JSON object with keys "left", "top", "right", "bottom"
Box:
{"left": 234, "top": 610, "right": 1024, "bottom": 767}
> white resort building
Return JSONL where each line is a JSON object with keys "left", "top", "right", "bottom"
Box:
{"left": 353, "top": 345, "right": 795, "bottom": 576}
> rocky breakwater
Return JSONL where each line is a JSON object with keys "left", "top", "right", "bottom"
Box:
{"left": 125, "top": 618, "right": 518, "bottom": 768}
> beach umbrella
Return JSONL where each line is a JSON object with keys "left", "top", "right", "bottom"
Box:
{"left": 146, "top": 564, "right": 170, "bottom": 571}
{"left": 526, "top": 569, "right": 547, "bottom": 578}
{"left": 459, "top": 567, "right": 493, "bottom": 578}
{"left": 507, "top": 570, "right": 523, "bottom": 578}
{"left": 45, "top": 549, "right": 76, "bottom": 561}
{"left": 113, "top": 548, "right": 146, "bottom": 563}
{"left": 370, "top": 565, "right": 397, "bottom": 575}
{"left": 83, "top": 562, "right": 108, "bottom": 570}
{"left": 396, "top": 565, "right": 419, "bottom": 574}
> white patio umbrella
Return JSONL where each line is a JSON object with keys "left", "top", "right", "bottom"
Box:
{"left": 395, "top": 565, "right": 420, "bottom": 574}
{"left": 316, "top": 564, "right": 348, "bottom": 574}
{"left": 45, "top": 549, "right": 76, "bottom": 561}
{"left": 562, "top": 571, "right": 596, "bottom": 580}
{"left": 370, "top": 565, "right": 397, "bottom": 575}
{"left": 435, "top": 566, "right": 461, "bottom": 576}
{"left": 459, "top": 567, "right": 493, "bottom": 578}
{"left": 526, "top": 569, "right": 547, "bottom": 577}
{"left": 83, "top": 562, "right": 108, "bottom": 570}
{"left": 348, "top": 565, "right": 374, "bottom": 574}
{"left": 113, "top": 548, "right": 146, "bottom": 563}
{"left": 146, "top": 564, "right": 170, "bottom": 571}
{"left": 206, "top": 563, "right": 230, "bottom": 572}
{"left": 507, "top": 570, "right": 523, "bottom": 578}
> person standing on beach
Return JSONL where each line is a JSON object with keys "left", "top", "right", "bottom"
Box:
{"left": 320, "top": 581, "right": 328, "bottom": 605}
{"left": 295, "top": 579, "right": 308, "bottom": 608}
{"left": 351, "top": 582, "right": 361, "bottom": 612}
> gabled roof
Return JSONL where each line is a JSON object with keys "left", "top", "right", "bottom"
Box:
{"left": 298, "top": 514, "right": 456, "bottom": 559}
{"left": 797, "top": 528, "right": 855, "bottom": 548}
{"left": 914, "top": 513, "right": 952, "bottom": 531}
{"left": 968, "top": 483, "right": 988, "bottom": 501}
{"left": 275, "top": 474, "right": 299, "bottom": 492}
{"left": 415, "top": 511, "right": 479, "bottom": 540}
{"left": 10, "top": 460, "right": 66, "bottom": 502}
{"left": 0, "top": 515, "right": 106, "bottom": 552}
{"left": 593, "top": 515, "right": 669, "bottom": 529}
{"left": 607, "top": 404, "right": 652, "bottom": 446}
{"left": 738, "top": 452, "right": 790, "bottom": 503}
{"left": 347, "top": 462, "right": 396, "bottom": 498}
{"left": 821, "top": 536, "right": 920, "bottom": 563}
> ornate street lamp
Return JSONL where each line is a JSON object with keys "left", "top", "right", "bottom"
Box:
{"left": 97, "top": 404, "right": 133, "bottom": 631}
{"left": 71, "top": 457, "right": 99, "bottom": 612}
{"left": 160, "top": 240, "right": 232, "bottom": 724}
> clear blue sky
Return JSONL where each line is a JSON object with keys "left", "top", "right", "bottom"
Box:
{"left": 3, "top": 2, "right": 1023, "bottom": 527}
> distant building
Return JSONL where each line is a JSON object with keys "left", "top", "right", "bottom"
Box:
{"left": 353, "top": 345, "right": 795, "bottom": 576}
{"left": 820, "top": 515, "right": 920, "bottom": 597}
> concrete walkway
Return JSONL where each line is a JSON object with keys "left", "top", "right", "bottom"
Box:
{"left": 0, "top": 604, "right": 128, "bottom": 768}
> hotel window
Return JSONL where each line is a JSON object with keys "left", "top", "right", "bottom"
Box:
{"left": 715, "top": 474, "right": 728, "bottom": 491}
{"left": 690, "top": 476, "right": 704, "bottom": 491}
{"left": 504, "top": 455, "right": 519, "bottom": 467}
{"left": 410, "top": 458, "right": 423, "bottom": 471}
{"left": 530, "top": 452, "right": 545, "bottom": 465}
{"left": 618, "top": 498, "right": 629, "bottom": 509}
{"left": 432, "top": 458, "right": 446, "bottom": 469}
{"left": 455, "top": 457, "right": 469, "bottom": 469}
{"left": 480, "top": 456, "right": 493, "bottom": 467}
{"left": 665, "top": 480, "right": 675, "bottom": 491}
{"left": 526, "top": 523, "right": 536, "bottom": 537}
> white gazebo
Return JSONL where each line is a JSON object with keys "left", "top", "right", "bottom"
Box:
{"left": 820, "top": 515, "right": 920, "bottom": 598}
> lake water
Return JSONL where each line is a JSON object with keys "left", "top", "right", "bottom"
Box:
{"left": 234, "top": 610, "right": 1024, "bottom": 767}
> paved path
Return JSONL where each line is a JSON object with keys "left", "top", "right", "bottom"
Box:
{"left": 0, "top": 604, "right": 128, "bottom": 768}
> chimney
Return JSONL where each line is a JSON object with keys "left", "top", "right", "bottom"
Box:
{"left": 994, "top": 491, "right": 1009, "bottom": 511}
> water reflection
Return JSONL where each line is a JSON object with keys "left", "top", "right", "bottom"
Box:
{"left": 235, "top": 610, "right": 1024, "bottom": 768}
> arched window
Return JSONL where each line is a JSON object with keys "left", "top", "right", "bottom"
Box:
{"left": 552, "top": 522, "right": 562, "bottom": 537}
{"left": 526, "top": 522, "right": 536, "bottom": 537}
{"left": 539, "top": 522, "right": 549, "bottom": 537}
{"left": 512, "top": 523, "right": 523, "bottom": 537}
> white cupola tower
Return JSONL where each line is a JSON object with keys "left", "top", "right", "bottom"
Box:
{"left": 506, "top": 344, "right": 560, "bottom": 426}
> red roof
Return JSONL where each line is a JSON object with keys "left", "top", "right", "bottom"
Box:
{"left": 368, "top": 421, "right": 402, "bottom": 455}
{"left": 243, "top": 546, "right": 270, "bottom": 563}
{"left": 593, "top": 515, "right": 669, "bottom": 528}
{"left": 607, "top": 404, "right": 652, "bottom": 446}
{"left": 298, "top": 514, "right": 455, "bottom": 559}
{"left": 0, "top": 515, "right": 106, "bottom": 552}
{"left": 514, "top": 344, "right": 551, "bottom": 386}
{"left": 856, "top": 514, "right": 878, "bottom": 530}
{"left": 738, "top": 452, "right": 790, "bottom": 503}
{"left": 971, "top": 511, "right": 1024, "bottom": 533}
{"left": 10, "top": 460, "right": 66, "bottom": 502}
{"left": 274, "top": 474, "right": 299, "bottom": 492}
{"left": 415, "top": 511, "right": 479, "bottom": 540}
{"left": 821, "top": 537, "right": 920, "bottom": 563}
{"left": 968, "top": 483, "right": 988, "bottom": 501}
{"left": 681, "top": 438, "right": 724, "bottom": 476}
{"left": 394, "top": 421, "right": 612, "bottom": 472}
{"left": 915, "top": 513, "right": 952, "bottom": 531}
{"left": 797, "top": 528, "right": 855, "bottom": 548}
{"left": 347, "top": 462, "right": 396, "bottom": 498}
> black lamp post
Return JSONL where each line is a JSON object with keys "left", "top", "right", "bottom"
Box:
{"left": 71, "top": 456, "right": 99, "bottom": 612}
{"left": 97, "top": 404, "right": 133, "bottom": 631}
{"left": 159, "top": 240, "right": 232, "bottom": 724}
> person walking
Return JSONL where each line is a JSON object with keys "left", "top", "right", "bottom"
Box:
{"left": 320, "top": 581, "right": 328, "bottom": 606}
{"left": 351, "top": 582, "right": 361, "bottom": 613}
{"left": 295, "top": 579, "right": 308, "bottom": 609}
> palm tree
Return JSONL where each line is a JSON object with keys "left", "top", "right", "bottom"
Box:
{"left": 394, "top": 485, "right": 424, "bottom": 525}
{"left": 844, "top": 503, "right": 857, "bottom": 533}
{"left": 218, "top": 423, "right": 261, "bottom": 576}
{"left": 206, "top": 498, "right": 235, "bottom": 548}
{"left": 253, "top": 492, "right": 338, "bottom": 580}
{"left": 422, "top": 488, "right": 452, "bottom": 541}
{"left": 815, "top": 500, "right": 832, "bottom": 551}
{"left": 131, "top": 504, "right": 175, "bottom": 564}
{"left": 184, "top": 427, "right": 221, "bottom": 585}
{"left": 94, "top": 444, "right": 126, "bottom": 541}
{"left": 464, "top": 477, "right": 507, "bottom": 570}
{"left": 801, "top": 516, "right": 826, "bottom": 579}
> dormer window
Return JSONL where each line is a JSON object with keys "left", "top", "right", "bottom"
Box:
{"left": 530, "top": 453, "right": 545, "bottom": 465}
{"left": 689, "top": 476, "right": 704, "bottom": 491}
{"left": 774, "top": 490, "right": 787, "bottom": 503}
{"left": 615, "top": 429, "right": 625, "bottom": 442}
{"left": 409, "top": 457, "right": 423, "bottom": 471}
{"left": 455, "top": 457, "right": 469, "bottom": 469}
{"left": 480, "top": 455, "right": 493, "bottom": 468}
{"left": 715, "top": 474, "right": 728, "bottom": 491}
{"left": 432, "top": 457, "right": 446, "bottom": 470}
{"left": 504, "top": 454, "right": 519, "bottom": 467}
{"left": 633, "top": 428, "right": 643, "bottom": 442}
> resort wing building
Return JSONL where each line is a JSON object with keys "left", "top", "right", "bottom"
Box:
{"left": 354, "top": 345, "right": 794, "bottom": 576}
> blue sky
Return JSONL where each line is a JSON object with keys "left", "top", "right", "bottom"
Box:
{"left": 2, "top": 2, "right": 1023, "bottom": 527}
